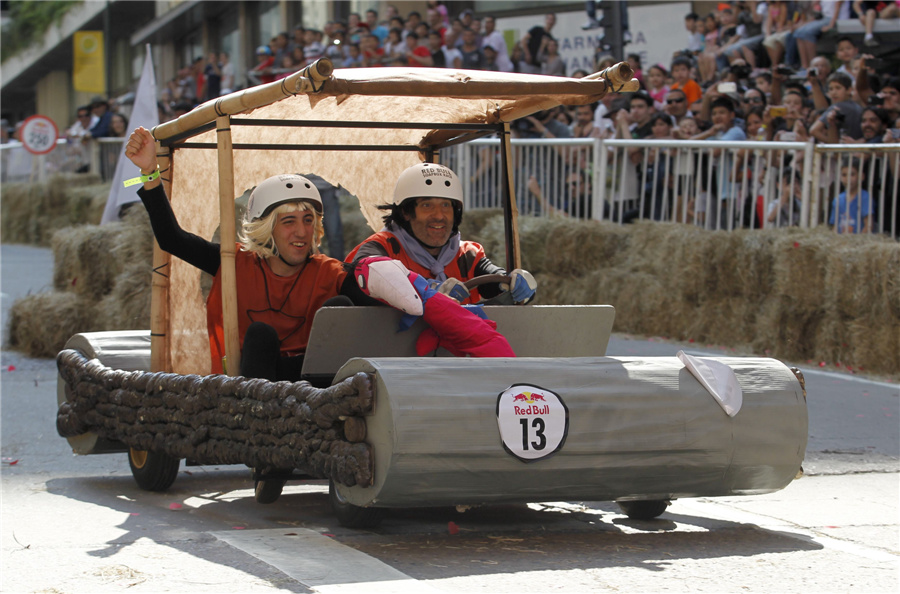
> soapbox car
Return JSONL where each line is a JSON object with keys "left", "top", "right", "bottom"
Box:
{"left": 55, "top": 59, "right": 808, "bottom": 528}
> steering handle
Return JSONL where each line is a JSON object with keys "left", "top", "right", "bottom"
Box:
{"left": 463, "top": 274, "right": 511, "bottom": 290}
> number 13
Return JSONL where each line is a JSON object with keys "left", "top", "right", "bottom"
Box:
{"left": 519, "top": 417, "right": 546, "bottom": 451}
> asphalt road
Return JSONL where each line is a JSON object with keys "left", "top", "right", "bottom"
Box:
{"left": 2, "top": 244, "right": 898, "bottom": 593}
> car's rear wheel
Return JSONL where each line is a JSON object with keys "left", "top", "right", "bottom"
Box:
{"left": 128, "top": 448, "right": 180, "bottom": 491}
{"left": 329, "top": 479, "right": 386, "bottom": 528}
{"left": 254, "top": 478, "right": 286, "bottom": 504}
{"left": 617, "top": 499, "right": 670, "bottom": 520}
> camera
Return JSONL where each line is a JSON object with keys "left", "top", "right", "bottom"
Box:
{"left": 808, "top": 67, "right": 817, "bottom": 77}
{"left": 834, "top": 111, "right": 846, "bottom": 124}
{"left": 868, "top": 95, "right": 885, "bottom": 106}
{"left": 774, "top": 65, "right": 794, "bottom": 76}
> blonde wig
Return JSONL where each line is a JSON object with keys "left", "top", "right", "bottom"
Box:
{"left": 239, "top": 201, "right": 325, "bottom": 259}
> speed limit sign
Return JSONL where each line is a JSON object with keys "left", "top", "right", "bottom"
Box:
{"left": 20, "top": 115, "right": 60, "bottom": 155}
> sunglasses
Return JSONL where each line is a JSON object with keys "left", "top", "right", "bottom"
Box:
{"left": 744, "top": 97, "right": 764, "bottom": 103}
{"left": 666, "top": 98, "right": 685, "bottom": 104}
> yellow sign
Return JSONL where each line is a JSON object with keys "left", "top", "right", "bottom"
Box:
{"left": 73, "top": 31, "right": 105, "bottom": 93}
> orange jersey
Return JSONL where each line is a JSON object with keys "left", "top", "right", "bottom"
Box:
{"left": 346, "top": 232, "right": 489, "bottom": 304}
{"left": 206, "top": 248, "right": 346, "bottom": 373}
{"left": 672, "top": 79, "right": 702, "bottom": 106}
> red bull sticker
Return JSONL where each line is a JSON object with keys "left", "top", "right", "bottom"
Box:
{"left": 496, "top": 384, "right": 568, "bottom": 463}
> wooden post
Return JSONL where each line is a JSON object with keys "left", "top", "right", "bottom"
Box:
{"left": 216, "top": 115, "right": 240, "bottom": 374}
{"left": 499, "top": 122, "right": 521, "bottom": 271}
{"left": 150, "top": 142, "right": 172, "bottom": 373}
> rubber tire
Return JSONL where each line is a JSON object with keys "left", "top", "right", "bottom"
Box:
{"left": 329, "top": 479, "right": 386, "bottom": 528}
{"left": 617, "top": 499, "right": 670, "bottom": 520}
{"left": 128, "top": 448, "right": 180, "bottom": 491}
{"left": 254, "top": 478, "right": 286, "bottom": 504}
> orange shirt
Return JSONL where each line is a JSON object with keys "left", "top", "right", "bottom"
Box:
{"left": 206, "top": 248, "right": 346, "bottom": 373}
{"left": 672, "top": 79, "right": 702, "bottom": 106}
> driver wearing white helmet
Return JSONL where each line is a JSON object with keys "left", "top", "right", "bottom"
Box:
{"left": 346, "top": 162, "right": 537, "bottom": 305}
{"left": 124, "top": 126, "right": 372, "bottom": 381}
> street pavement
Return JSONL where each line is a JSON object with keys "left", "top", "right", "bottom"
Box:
{"left": 1, "top": 243, "right": 898, "bottom": 593}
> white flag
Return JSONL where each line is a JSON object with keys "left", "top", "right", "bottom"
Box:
{"left": 101, "top": 44, "right": 159, "bottom": 224}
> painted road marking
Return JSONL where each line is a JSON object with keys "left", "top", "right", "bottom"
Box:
{"left": 212, "top": 528, "right": 444, "bottom": 593}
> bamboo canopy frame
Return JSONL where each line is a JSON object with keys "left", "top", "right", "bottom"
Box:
{"left": 147, "top": 58, "right": 638, "bottom": 376}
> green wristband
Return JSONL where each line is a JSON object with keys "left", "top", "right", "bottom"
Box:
{"left": 123, "top": 168, "right": 160, "bottom": 187}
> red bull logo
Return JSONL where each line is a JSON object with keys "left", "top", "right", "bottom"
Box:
{"left": 511, "top": 391, "right": 550, "bottom": 415}
{"left": 512, "top": 391, "right": 545, "bottom": 403}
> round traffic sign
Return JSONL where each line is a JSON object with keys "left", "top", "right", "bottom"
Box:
{"left": 20, "top": 115, "right": 60, "bottom": 155}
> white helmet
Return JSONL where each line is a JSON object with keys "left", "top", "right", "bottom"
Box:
{"left": 246, "top": 174, "right": 323, "bottom": 221}
{"left": 393, "top": 163, "right": 463, "bottom": 206}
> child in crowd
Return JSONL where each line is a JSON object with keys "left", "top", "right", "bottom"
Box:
{"left": 754, "top": 72, "right": 773, "bottom": 97}
{"left": 830, "top": 158, "right": 872, "bottom": 233}
{"left": 811, "top": 72, "right": 864, "bottom": 142}
{"left": 703, "top": 13, "right": 719, "bottom": 50}
{"left": 646, "top": 64, "right": 670, "bottom": 111}
{"left": 343, "top": 43, "right": 363, "bottom": 68}
{"left": 766, "top": 167, "right": 802, "bottom": 227}
{"left": 674, "top": 116, "right": 700, "bottom": 138}
{"left": 684, "top": 12, "right": 705, "bottom": 54}
{"left": 670, "top": 56, "right": 703, "bottom": 110}
{"left": 835, "top": 36, "right": 860, "bottom": 82}
{"left": 627, "top": 53, "right": 644, "bottom": 86}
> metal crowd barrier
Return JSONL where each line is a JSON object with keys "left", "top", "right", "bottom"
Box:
{"left": 3, "top": 135, "right": 898, "bottom": 239}
{"left": 0, "top": 137, "right": 125, "bottom": 183}
{"left": 450, "top": 137, "right": 900, "bottom": 239}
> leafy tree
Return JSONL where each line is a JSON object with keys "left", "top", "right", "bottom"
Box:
{"left": 1, "top": 1, "right": 81, "bottom": 62}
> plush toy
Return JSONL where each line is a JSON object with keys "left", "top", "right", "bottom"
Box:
{"left": 355, "top": 257, "right": 515, "bottom": 358}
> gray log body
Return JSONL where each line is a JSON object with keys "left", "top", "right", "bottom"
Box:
{"left": 333, "top": 356, "right": 808, "bottom": 508}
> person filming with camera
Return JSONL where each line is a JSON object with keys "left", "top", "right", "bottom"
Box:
{"left": 810, "top": 72, "right": 863, "bottom": 143}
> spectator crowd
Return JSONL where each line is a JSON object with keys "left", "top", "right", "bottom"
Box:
{"left": 5, "top": 1, "right": 896, "bottom": 236}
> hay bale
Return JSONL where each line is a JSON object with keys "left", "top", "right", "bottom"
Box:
{"left": 95, "top": 262, "right": 153, "bottom": 330}
{"left": 771, "top": 228, "right": 834, "bottom": 315}
{"left": 0, "top": 174, "right": 109, "bottom": 245}
{"left": 542, "top": 219, "right": 630, "bottom": 277}
{"left": 7, "top": 292, "right": 100, "bottom": 358}
{"left": 51, "top": 208, "right": 153, "bottom": 299}
{"left": 51, "top": 224, "right": 121, "bottom": 298}
{"left": 734, "top": 230, "right": 779, "bottom": 302}
{"left": 460, "top": 208, "right": 503, "bottom": 238}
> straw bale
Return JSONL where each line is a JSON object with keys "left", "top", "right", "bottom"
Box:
{"left": 50, "top": 208, "right": 153, "bottom": 300}
{"left": 770, "top": 228, "right": 834, "bottom": 315}
{"left": 847, "top": 317, "right": 900, "bottom": 373}
{"left": 827, "top": 237, "right": 899, "bottom": 321}
{"left": 7, "top": 292, "right": 100, "bottom": 358}
{"left": 536, "top": 270, "right": 605, "bottom": 306}
{"left": 0, "top": 174, "right": 109, "bottom": 245}
{"left": 51, "top": 224, "right": 121, "bottom": 298}
{"left": 95, "top": 262, "right": 153, "bottom": 330}
{"left": 732, "top": 231, "right": 778, "bottom": 302}
{"left": 468, "top": 214, "right": 507, "bottom": 265}
{"left": 812, "top": 316, "right": 851, "bottom": 366}
{"left": 748, "top": 299, "right": 782, "bottom": 355}
{"left": 543, "top": 219, "right": 630, "bottom": 277}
